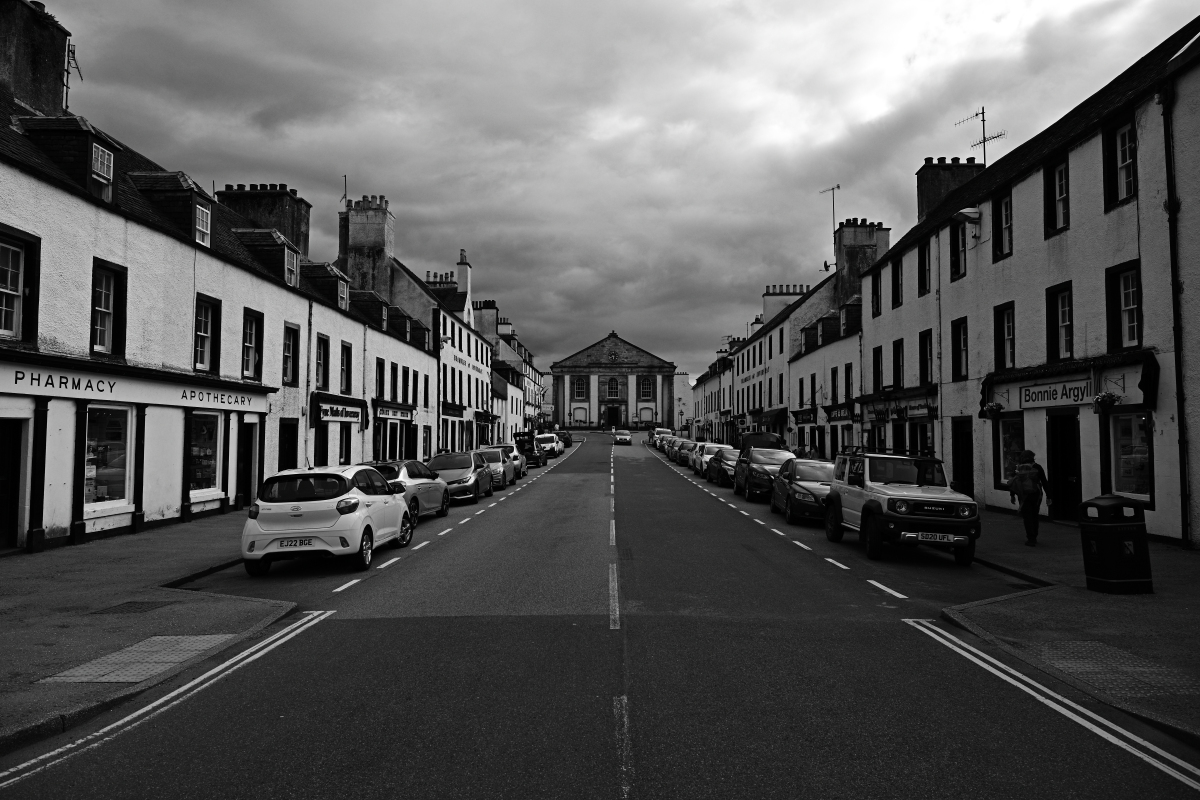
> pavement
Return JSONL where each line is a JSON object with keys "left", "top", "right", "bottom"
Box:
{"left": 0, "top": 512, "right": 294, "bottom": 754}
{"left": 948, "top": 507, "right": 1200, "bottom": 747}
{"left": 0, "top": 437, "right": 1196, "bottom": 797}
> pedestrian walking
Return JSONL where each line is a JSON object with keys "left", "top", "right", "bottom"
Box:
{"left": 1008, "top": 450, "right": 1050, "bottom": 546}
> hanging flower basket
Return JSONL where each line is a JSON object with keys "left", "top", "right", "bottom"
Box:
{"left": 983, "top": 401, "right": 1005, "bottom": 420}
{"left": 1092, "top": 391, "right": 1121, "bottom": 414}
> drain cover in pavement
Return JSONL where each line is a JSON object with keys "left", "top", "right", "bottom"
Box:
{"left": 1033, "top": 641, "right": 1200, "bottom": 698}
{"left": 92, "top": 600, "right": 181, "bottom": 614}
{"left": 41, "top": 635, "right": 235, "bottom": 683}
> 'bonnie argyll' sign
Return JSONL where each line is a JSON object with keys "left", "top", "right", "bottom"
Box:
{"left": 1019, "top": 378, "right": 1092, "bottom": 409}
{"left": 2, "top": 364, "right": 267, "bottom": 412}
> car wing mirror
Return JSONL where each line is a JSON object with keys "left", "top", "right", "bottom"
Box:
{"left": 388, "top": 480, "right": 404, "bottom": 494}
{"left": 429, "top": 470, "right": 439, "bottom": 479}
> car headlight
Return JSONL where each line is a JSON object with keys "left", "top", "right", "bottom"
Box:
{"left": 750, "top": 467, "right": 770, "bottom": 477}
{"left": 957, "top": 504, "right": 975, "bottom": 518}
{"left": 889, "top": 499, "right": 911, "bottom": 514}
{"left": 793, "top": 489, "right": 816, "bottom": 502}
{"left": 336, "top": 497, "right": 360, "bottom": 515}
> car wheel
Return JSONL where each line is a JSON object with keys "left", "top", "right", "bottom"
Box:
{"left": 353, "top": 530, "right": 373, "bottom": 571}
{"left": 244, "top": 558, "right": 270, "bottom": 577}
{"left": 485, "top": 478, "right": 494, "bottom": 497}
{"left": 954, "top": 539, "right": 976, "bottom": 566}
{"left": 408, "top": 499, "right": 420, "bottom": 528}
{"left": 864, "top": 515, "right": 884, "bottom": 560}
{"left": 825, "top": 505, "right": 844, "bottom": 542}
{"left": 395, "top": 512, "right": 414, "bottom": 548}
{"left": 436, "top": 491, "right": 450, "bottom": 517}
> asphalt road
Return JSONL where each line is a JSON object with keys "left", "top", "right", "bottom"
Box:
{"left": 2, "top": 435, "right": 1198, "bottom": 798}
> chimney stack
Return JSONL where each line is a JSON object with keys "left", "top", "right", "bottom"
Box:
{"left": 1, "top": 0, "right": 71, "bottom": 117}
{"left": 216, "top": 182, "right": 313, "bottom": 257}
{"left": 915, "top": 156, "right": 984, "bottom": 222}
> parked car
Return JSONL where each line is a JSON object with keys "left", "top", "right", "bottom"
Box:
{"left": 733, "top": 447, "right": 794, "bottom": 500}
{"left": 555, "top": 431, "right": 574, "bottom": 448}
{"left": 359, "top": 459, "right": 450, "bottom": 524}
{"left": 614, "top": 429, "right": 632, "bottom": 445}
{"left": 665, "top": 438, "right": 685, "bottom": 460}
{"left": 736, "top": 431, "right": 789, "bottom": 460}
{"left": 692, "top": 443, "right": 733, "bottom": 475}
{"left": 513, "top": 432, "right": 548, "bottom": 468}
{"left": 649, "top": 427, "right": 672, "bottom": 446}
{"left": 480, "top": 447, "right": 516, "bottom": 489}
{"left": 707, "top": 449, "right": 739, "bottom": 487}
{"left": 769, "top": 458, "right": 834, "bottom": 524}
{"left": 535, "top": 432, "right": 563, "bottom": 458}
{"left": 675, "top": 441, "right": 699, "bottom": 465}
{"left": 825, "top": 452, "right": 981, "bottom": 564}
{"left": 242, "top": 466, "right": 413, "bottom": 576}
{"left": 427, "top": 451, "right": 494, "bottom": 503}
{"left": 656, "top": 435, "right": 676, "bottom": 452}
{"left": 490, "top": 444, "right": 528, "bottom": 477}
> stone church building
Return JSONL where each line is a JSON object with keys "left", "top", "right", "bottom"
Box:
{"left": 550, "top": 332, "right": 676, "bottom": 429}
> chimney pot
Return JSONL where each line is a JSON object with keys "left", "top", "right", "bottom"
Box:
{"left": 852, "top": 218, "right": 859, "bottom": 226}
{"left": 269, "top": 183, "right": 278, "bottom": 191}
{"left": 249, "top": 184, "right": 258, "bottom": 191}
{"left": 237, "top": 184, "right": 246, "bottom": 190}
{"left": 279, "top": 183, "right": 287, "bottom": 191}
{"left": 924, "top": 157, "right": 934, "bottom": 165}
{"left": 966, "top": 156, "right": 975, "bottom": 164}
{"left": 950, "top": 157, "right": 959, "bottom": 165}
{"left": 224, "top": 184, "right": 233, "bottom": 191}
{"left": 937, "top": 157, "right": 947, "bottom": 165}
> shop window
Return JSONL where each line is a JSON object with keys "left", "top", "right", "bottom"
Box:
{"left": 194, "top": 295, "right": 221, "bottom": 373}
{"left": 1045, "top": 282, "right": 1073, "bottom": 362}
{"left": 1105, "top": 263, "right": 1141, "bottom": 352}
{"left": 950, "top": 317, "right": 968, "bottom": 381}
{"left": 993, "top": 302, "right": 1015, "bottom": 371}
{"left": 90, "top": 143, "right": 114, "bottom": 203}
{"left": 84, "top": 405, "right": 131, "bottom": 506}
{"left": 992, "top": 190, "right": 1013, "bottom": 261}
{"left": 338, "top": 423, "right": 352, "bottom": 465}
{"left": 316, "top": 335, "right": 330, "bottom": 390}
{"left": 90, "top": 263, "right": 126, "bottom": 357}
{"left": 189, "top": 412, "right": 221, "bottom": 494}
{"left": 992, "top": 413, "right": 1025, "bottom": 489}
{"left": 891, "top": 259, "right": 903, "bottom": 308}
{"left": 910, "top": 421, "right": 933, "bottom": 456}
{"left": 892, "top": 339, "right": 904, "bottom": 389}
{"left": 422, "top": 425, "right": 432, "bottom": 460}
{"left": 917, "top": 240, "right": 930, "bottom": 297}
{"left": 241, "top": 309, "right": 263, "bottom": 381}
{"left": 282, "top": 324, "right": 300, "bottom": 387}
{"left": 1111, "top": 412, "right": 1151, "bottom": 498}
{"left": 195, "top": 200, "right": 211, "bottom": 247}
{"left": 919, "top": 329, "right": 933, "bottom": 386}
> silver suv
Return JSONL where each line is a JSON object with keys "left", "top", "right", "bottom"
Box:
{"left": 825, "top": 451, "right": 980, "bottom": 565}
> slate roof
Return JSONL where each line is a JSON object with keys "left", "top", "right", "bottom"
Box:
{"left": 866, "top": 12, "right": 1200, "bottom": 276}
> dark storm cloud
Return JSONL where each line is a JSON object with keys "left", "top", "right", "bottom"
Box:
{"left": 52, "top": 0, "right": 1198, "bottom": 378}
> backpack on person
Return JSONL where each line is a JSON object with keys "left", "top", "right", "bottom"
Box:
{"left": 1008, "top": 463, "right": 1043, "bottom": 503}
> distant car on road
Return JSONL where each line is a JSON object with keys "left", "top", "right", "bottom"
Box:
{"left": 769, "top": 458, "right": 834, "bottom": 524}
{"left": 692, "top": 443, "right": 732, "bottom": 475}
{"left": 513, "top": 432, "right": 547, "bottom": 468}
{"left": 489, "top": 444, "right": 528, "bottom": 477}
{"left": 734, "top": 447, "right": 794, "bottom": 500}
{"left": 359, "top": 459, "right": 449, "bottom": 524}
{"left": 649, "top": 427, "right": 672, "bottom": 446}
{"left": 428, "top": 451, "right": 494, "bottom": 503}
{"left": 535, "top": 433, "right": 563, "bottom": 458}
{"left": 555, "top": 431, "right": 573, "bottom": 448}
{"left": 242, "top": 466, "right": 413, "bottom": 576}
{"left": 707, "top": 449, "right": 739, "bottom": 487}
{"left": 480, "top": 447, "right": 516, "bottom": 489}
{"left": 614, "top": 429, "right": 632, "bottom": 445}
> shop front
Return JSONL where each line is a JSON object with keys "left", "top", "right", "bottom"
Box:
{"left": 791, "top": 407, "right": 816, "bottom": 454}
{"left": 310, "top": 391, "right": 369, "bottom": 468}
{"left": 373, "top": 399, "right": 416, "bottom": 461}
{"left": 821, "top": 403, "right": 859, "bottom": 460}
{"left": 0, "top": 357, "right": 275, "bottom": 550}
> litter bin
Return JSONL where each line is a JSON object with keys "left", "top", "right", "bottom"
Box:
{"left": 1079, "top": 494, "right": 1152, "bottom": 594}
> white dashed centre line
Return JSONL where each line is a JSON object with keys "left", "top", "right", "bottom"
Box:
{"left": 437, "top": 528, "right": 452, "bottom": 535}
{"left": 770, "top": 528, "right": 785, "bottom": 536}
{"left": 476, "top": 509, "right": 486, "bottom": 515}
{"left": 376, "top": 558, "right": 400, "bottom": 570}
{"left": 499, "top": 496, "right": 507, "bottom": 501}
{"left": 868, "top": 579, "right": 908, "bottom": 599}
{"left": 753, "top": 519, "right": 765, "bottom": 525}
{"left": 792, "top": 541, "right": 812, "bottom": 551}
{"left": 458, "top": 518, "right": 471, "bottom": 525}
{"left": 610, "top": 520, "right": 616, "bottom": 546}
{"left": 333, "top": 579, "right": 360, "bottom": 592}
{"left": 825, "top": 558, "right": 849, "bottom": 569}
{"left": 489, "top": 502, "right": 497, "bottom": 507}
{"left": 412, "top": 541, "right": 430, "bottom": 550}
{"left": 739, "top": 510, "right": 750, "bottom": 516}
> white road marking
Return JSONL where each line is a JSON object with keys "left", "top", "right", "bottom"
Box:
{"left": 0, "top": 611, "right": 335, "bottom": 789}
{"left": 728, "top": 503, "right": 737, "bottom": 507}
{"left": 905, "top": 619, "right": 1200, "bottom": 790}
{"left": 792, "top": 541, "right": 812, "bottom": 551}
{"left": 753, "top": 519, "right": 765, "bottom": 525}
{"left": 476, "top": 509, "right": 486, "bottom": 515}
{"left": 868, "top": 580, "right": 908, "bottom": 599}
{"left": 611, "top": 485, "right": 614, "bottom": 494}
{"left": 490, "top": 502, "right": 497, "bottom": 507}
{"left": 739, "top": 510, "right": 750, "bottom": 516}
{"left": 499, "top": 496, "right": 507, "bottom": 501}
{"left": 437, "top": 528, "right": 452, "bottom": 536}
{"left": 376, "top": 557, "right": 401, "bottom": 569}
{"left": 614, "top": 695, "right": 635, "bottom": 799}
{"left": 413, "top": 541, "right": 430, "bottom": 549}
{"left": 771, "top": 528, "right": 785, "bottom": 536}
{"left": 458, "top": 518, "right": 471, "bottom": 525}
{"left": 333, "top": 579, "right": 361, "bottom": 592}
{"left": 611, "top": 498, "right": 615, "bottom": 512}
{"left": 610, "top": 519, "right": 616, "bottom": 546}
{"left": 825, "top": 558, "right": 849, "bottom": 569}
{"left": 609, "top": 563, "right": 620, "bottom": 630}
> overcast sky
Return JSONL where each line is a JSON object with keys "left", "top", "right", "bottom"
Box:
{"left": 53, "top": 0, "right": 1197, "bottom": 378}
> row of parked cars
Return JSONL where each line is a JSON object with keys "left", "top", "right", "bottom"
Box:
{"left": 240, "top": 432, "right": 575, "bottom": 576}
{"left": 647, "top": 430, "right": 981, "bottom": 566}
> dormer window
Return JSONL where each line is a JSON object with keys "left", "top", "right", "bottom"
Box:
{"left": 195, "top": 201, "right": 211, "bottom": 247}
{"left": 284, "top": 249, "right": 299, "bottom": 287}
{"left": 338, "top": 280, "right": 349, "bottom": 310}
{"left": 90, "top": 144, "right": 113, "bottom": 203}
{"left": 380, "top": 305, "right": 388, "bottom": 329}
{"left": 817, "top": 325, "right": 824, "bottom": 346}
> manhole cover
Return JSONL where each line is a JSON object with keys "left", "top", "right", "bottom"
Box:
{"left": 1034, "top": 641, "right": 1200, "bottom": 698}
{"left": 92, "top": 601, "right": 180, "bottom": 615}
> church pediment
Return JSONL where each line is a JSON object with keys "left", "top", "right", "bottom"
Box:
{"left": 551, "top": 332, "right": 676, "bottom": 372}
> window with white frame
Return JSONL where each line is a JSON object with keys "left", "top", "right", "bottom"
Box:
{"left": 607, "top": 378, "right": 619, "bottom": 399}
{"left": 1116, "top": 124, "right": 1135, "bottom": 201}
{"left": 194, "top": 300, "right": 214, "bottom": 371}
{"left": 284, "top": 249, "right": 299, "bottom": 286}
{"left": 640, "top": 377, "right": 653, "bottom": 400}
{"left": 338, "top": 281, "right": 349, "bottom": 311}
{"left": 90, "top": 143, "right": 113, "bottom": 202}
{"left": 1120, "top": 271, "right": 1140, "bottom": 347}
{"left": 1057, "top": 291, "right": 1073, "bottom": 358}
{"left": 998, "top": 195, "right": 1013, "bottom": 257}
{"left": 573, "top": 378, "right": 586, "bottom": 400}
{"left": 1002, "top": 307, "right": 1015, "bottom": 369}
{"left": 0, "top": 241, "right": 23, "bottom": 338}
{"left": 241, "top": 314, "right": 260, "bottom": 379}
{"left": 1054, "top": 163, "right": 1070, "bottom": 229}
{"left": 195, "top": 201, "right": 211, "bottom": 247}
{"left": 84, "top": 405, "right": 132, "bottom": 506}
{"left": 340, "top": 341, "right": 352, "bottom": 394}
{"left": 1111, "top": 412, "right": 1151, "bottom": 497}
{"left": 91, "top": 270, "right": 114, "bottom": 353}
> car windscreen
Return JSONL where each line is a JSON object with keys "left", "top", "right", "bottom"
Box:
{"left": 428, "top": 454, "right": 472, "bottom": 470}
{"left": 617, "top": 430, "right": 631, "bottom": 435}
{"left": 497, "top": 445, "right": 515, "bottom": 455}
{"left": 703, "top": 445, "right": 728, "bottom": 455}
{"left": 716, "top": 450, "right": 739, "bottom": 463}
{"left": 261, "top": 474, "right": 349, "bottom": 502}
{"left": 535, "top": 435, "right": 557, "bottom": 444}
{"left": 868, "top": 458, "right": 947, "bottom": 486}
{"left": 750, "top": 450, "right": 794, "bottom": 465}
{"left": 481, "top": 450, "right": 502, "bottom": 463}
{"left": 793, "top": 464, "right": 835, "bottom": 482}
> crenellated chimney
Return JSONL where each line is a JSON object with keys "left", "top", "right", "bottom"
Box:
{"left": 216, "top": 182, "right": 312, "bottom": 257}
{"left": 916, "top": 156, "right": 983, "bottom": 222}
{"left": 338, "top": 194, "right": 395, "bottom": 296}
{"left": 832, "top": 218, "right": 890, "bottom": 308}
{"left": 0, "top": 0, "right": 70, "bottom": 117}
{"left": 762, "top": 282, "right": 807, "bottom": 322}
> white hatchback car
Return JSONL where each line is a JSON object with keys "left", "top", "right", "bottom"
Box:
{"left": 242, "top": 466, "right": 413, "bottom": 576}
{"left": 535, "top": 433, "right": 562, "bottom": 458}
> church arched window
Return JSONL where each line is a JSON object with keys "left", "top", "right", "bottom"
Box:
{"left": 607, "top": 378, "right": 620, "bottom": 399}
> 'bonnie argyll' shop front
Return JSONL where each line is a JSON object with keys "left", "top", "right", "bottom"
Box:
{"left": 0, "top": 358, "right": 274, "bottom": 551}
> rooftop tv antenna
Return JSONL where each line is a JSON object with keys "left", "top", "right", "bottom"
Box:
{"left": 956, "top": 107, "right": 1006, "bottom": 167}
{"left": 63, "top": 42, "right": 82, "bottom": 112}
{"left": 819, "top": 184, "right": 839, "bottom": 268}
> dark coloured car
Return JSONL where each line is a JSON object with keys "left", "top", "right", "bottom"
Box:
{"left": 706, "top": 449, "right": 739, "bottom": 487}
{"left": 513, "top": 432, "right": 548, "bottom": 468}
{"left": 733, "top": 448, "right": 794, "bottom": 500}
{"left": 675, "top": 441, "right": 699, "bottom": 465}
{"left": 769, "top": 459, "right": 834, "bottom": 524}
{"left": 555, "top": 431, "right": 574, "bottom": 448}
{"left": 427, "top": 451, "right": 493, "bottom": 504}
